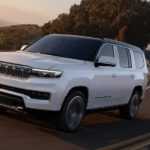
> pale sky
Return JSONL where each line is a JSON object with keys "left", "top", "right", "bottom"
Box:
{"left": 0, "top": 0, "right": 81, "bottom": 25}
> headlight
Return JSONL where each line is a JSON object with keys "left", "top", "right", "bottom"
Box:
{"left": 31, "top": 68, "right": 63, "bottom": 78}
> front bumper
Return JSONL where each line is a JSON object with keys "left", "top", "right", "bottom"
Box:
{"left": 0, "top": 76, "right": 68, "bottom": 111}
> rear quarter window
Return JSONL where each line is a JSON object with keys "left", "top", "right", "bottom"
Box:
{"left": 117, "top": 46, "right": 132, "bottom": 68}
{"left": 133, "top": 51, "right": 145, "bottom": 69}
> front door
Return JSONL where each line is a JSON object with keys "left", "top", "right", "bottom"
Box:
{"left": 89, "top": 44, "right": 121, "bottom": 109}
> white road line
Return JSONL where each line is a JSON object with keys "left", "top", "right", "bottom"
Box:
{"left": 123, "top": 139, "right": 150, "bottom": 150}
{"left": 97, "top": 133, "right": 150, "bottom": 150}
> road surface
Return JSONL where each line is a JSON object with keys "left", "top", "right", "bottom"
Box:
{"left": 0, "top": 89, "right": 149, "bottom": 150}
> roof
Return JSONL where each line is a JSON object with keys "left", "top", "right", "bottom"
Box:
{"left": 50, "top": 34, "right": 143, "bottom": 53}
{"left": 51, "top": 34, "right": 101, "bottom": 41}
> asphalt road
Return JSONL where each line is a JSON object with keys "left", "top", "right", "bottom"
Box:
{"left": 0, "top": 89, "right": 149, "bottom": 150}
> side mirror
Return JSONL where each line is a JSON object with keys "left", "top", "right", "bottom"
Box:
{"left": 20, "top": 45, "right": 28, "bottom": 51}
{"left": 95, "top": 56, "right": 116, "bottom": 67}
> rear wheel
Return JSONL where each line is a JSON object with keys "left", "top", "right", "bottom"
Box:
{"left": 57, "top": 91, "right": 86, "bottom": 132}
{"left": 119, "top": 91, "right": 141, "bottom": 119}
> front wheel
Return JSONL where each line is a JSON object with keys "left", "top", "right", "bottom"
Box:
{"left": 119, "top": 91, "right": 141, "bottom": 119}
{"left": 57, "top": 91, "right": 86, "bottom": 132}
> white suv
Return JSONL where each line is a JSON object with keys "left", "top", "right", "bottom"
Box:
{"left": 0, "top": 34, "right": 148, "bottom": 131}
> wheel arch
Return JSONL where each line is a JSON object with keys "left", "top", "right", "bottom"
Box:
{"left": 62, "top": 86, "right": 89, "bottom": 109}
{"left": 133, "top": 86, "right": 143, "bottom": 96}
{"left": 131, "top": 86, "right": 143, "bottom": 103}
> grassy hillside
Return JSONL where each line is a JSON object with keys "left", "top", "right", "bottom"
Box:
{"left": 0, "top": 24, "right": 42, "bottom": 51}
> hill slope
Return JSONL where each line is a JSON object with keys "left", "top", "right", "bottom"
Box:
{"left": 0, "top": 24, "right": 42, "bottom": 50}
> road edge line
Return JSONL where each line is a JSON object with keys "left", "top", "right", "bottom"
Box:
{"left": 97, "top": 133, "right": 150, "bottom": 150}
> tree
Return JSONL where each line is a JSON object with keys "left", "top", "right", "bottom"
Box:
{"left": 42, "top": 0, "right": 150, "bottom": 49}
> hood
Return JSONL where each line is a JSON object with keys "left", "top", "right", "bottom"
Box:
{"left": 0, "top": 51, "right": 85, "bottom": 69}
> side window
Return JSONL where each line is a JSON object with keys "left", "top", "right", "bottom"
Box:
{"left": 133, "top": 51, "right": 144, "bottom": 69}
{"left": 117, "top": 46, "right": 132, "bottom": 68}
{"left": 99, "top": 44, "right": 114, "bottom": 58}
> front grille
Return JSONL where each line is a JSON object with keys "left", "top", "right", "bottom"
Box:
{"left": 0, "top": 62, "right": 31, "bottom": 79}
{"left": 0, "top": 91, "right": 25, "bottom": 107}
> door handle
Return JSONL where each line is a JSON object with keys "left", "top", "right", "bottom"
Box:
{"left": 112, "top": 74, "right": 119, "bottom": 78}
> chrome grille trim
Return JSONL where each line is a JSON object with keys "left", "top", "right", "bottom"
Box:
{"left": 0, "top": 62, "right": 31, "bottom": 79}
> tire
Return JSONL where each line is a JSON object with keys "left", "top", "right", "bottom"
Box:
{"left": 119, "top": 91, "right": 141, "bottom": 119}
{"left": 0, "top": 106, "right": 7, "bottom": 114}
{"left": 57, "top": 91, "right": 86, "bottom": 132}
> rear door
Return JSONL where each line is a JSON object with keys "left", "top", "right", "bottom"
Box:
{"left": 115, "top": 46, "right": 135, "bottom": 104}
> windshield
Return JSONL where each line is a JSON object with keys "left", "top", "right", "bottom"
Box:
{"left": 24, "top": 35, "right": 101, "bottom": 61}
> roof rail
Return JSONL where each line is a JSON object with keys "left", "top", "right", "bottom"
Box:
{"left": 103, "top": 38, "right": 127, "bottom": 45}
{"left": 103, "top": 38, "right": 142, "bottom": 52}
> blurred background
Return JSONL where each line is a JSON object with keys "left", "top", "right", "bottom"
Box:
{"left": 0, "top": 0, "right": 149, "bottom": 49}
{"left": 0, "top": 0, "right": 150, "bottom": 73}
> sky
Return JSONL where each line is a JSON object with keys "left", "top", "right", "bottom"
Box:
{"left": 0, "top": 0, "right": 81, "bottom": 25}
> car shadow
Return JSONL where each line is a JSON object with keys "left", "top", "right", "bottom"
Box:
{"left": 2, "top": 110, "right": 150, "bottom": 150}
